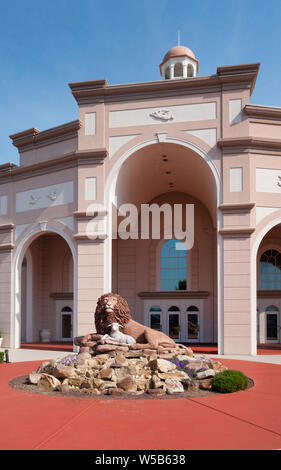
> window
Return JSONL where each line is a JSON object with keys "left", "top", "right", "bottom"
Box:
{"left": 174, "top": 62, "right": 183, "bottom": 77}
{"left": 149, "top": 306, "right": 162, "bottom": 331}
{"left": 260, "top": 249, "right": 281, "bottom": 290}
{"left": 187, "top": 64, "right": 194, "bottom": 77}
{"left": 165, "top": 66, "right": 170, "bottom": 79}
{"left": 161, "top": 239, "right": 187, "bottom": 291}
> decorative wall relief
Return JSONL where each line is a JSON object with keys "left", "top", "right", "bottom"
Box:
{"left": 48, "top": 191, "right": 57, "bottom": 201}
{"left": 29, "top": 194, "right": 40, "bottom": 205}
{"left": 278, "top": 175, "right": 281, "bottom": 188}
{"left": 150, "top": 109, "right": 174, "bottom": 121}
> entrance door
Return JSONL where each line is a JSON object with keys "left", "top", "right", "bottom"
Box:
{"left": 265, "top": 305, "right": 279, "bottom": 343}
{"left": 168, "top": 306, "right": 180, "bottom": 341}
{"left": 149, "top": 306, "right": 162, "bottom": 331}
{"left": 61, "top": 306, "right": 73, "bottom": 341}
{"left": 186, "top": 306, "right": 200, "bottom": 342}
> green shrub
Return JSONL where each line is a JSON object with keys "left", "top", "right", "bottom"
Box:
{"left": 0, "top": 352, "right": 4, "bottom": 363}
{"left": 212, "top": 369, "right": 249, "bottom": 393}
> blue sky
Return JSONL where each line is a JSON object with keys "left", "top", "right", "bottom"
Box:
{"left": 0, "top": 0, "right": 280, "bottom": 165}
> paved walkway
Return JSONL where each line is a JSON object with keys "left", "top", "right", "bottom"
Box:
{"left": 0, "top": 349, "right": 281, "bottom": 450}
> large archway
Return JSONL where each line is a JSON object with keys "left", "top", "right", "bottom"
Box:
{"left": 13, "top": 226, "right": 77, "bottom": 349}
{"left": 105, "top": 138, "right": 222, "bottom": 348}
{"left": 255, "top": 223, "right": 281, "bottom": 346}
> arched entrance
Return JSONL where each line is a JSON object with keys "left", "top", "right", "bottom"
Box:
{"left": 255, "top": 223, "right": 281, "bottom": 346}
{"left": 105, "top": 138, "right": 222, "bottom": 349}
{"left": 13, "top": 226, "right": 77, "bottom": 349}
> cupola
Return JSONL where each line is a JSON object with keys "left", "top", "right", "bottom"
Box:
{"left": 159, "top": 45, "right": 198, "bottom": 80}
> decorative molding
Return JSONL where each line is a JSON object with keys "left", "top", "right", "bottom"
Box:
{"left": 219, "top": 227, "right": 255, "bottom": 236}
{"left": 50, "top": 292, "right": 73, "bottom": 300}
{"left": 138, "top": 291, "right": 209, "bottom": 299}
{"left": 0, "top": 149, "right": 107, "bottom": 184}
{"left": 278, "top": 175, "right": 281, "bottom": 188}
{"left": 10, "top": 120, "right": 81, "bottom": 153}
{"left": 73, "top": 210, "right": 107, "bottom": 218}
{"left": 0, "top": 243, "right": 14, "bottom": 252}
{"left": 69, "top": 63, "right": 259, "bottom": 104}
{"left": 156, "top": 132, "right": 167, "bottom": 143}
{"left": 39, "top": 221, "right": 48, "bottom": 232}
{"left": 217, "top": 136, "right": 281, "bottom": 152}
{"left": 0, "top": 223, "right": 14, "bottom": 232}
{"left": 219, "top": 203, "right": 255, "bottom": 212}
{"left": 244, "top": 104, "right": 281, "bottom": 120}
{"left": 257, "top": 290, "right": 281, "bottom": 299}
{"left": 73, "top": 232, "right": 107, "bottom": 241}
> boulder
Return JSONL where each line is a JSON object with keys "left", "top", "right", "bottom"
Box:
{"left": 118, "top": 376, "right": 137, "bottom": 393}
{"left": 99, "top": 368, "right": 114, "bottom": 380}
{"left": 148, "top": 388, "right": 166, "bottom": 397}
{"left": 29, "top": 372, "right": 42, "bottom": 385}
{"left": 165, "top": 378, "right": 184, "bottom": 394}
{"left": 37, "top": 373, "right": 61, "bottom": 391}
{"left": 95, "top": 344, "right": 129, "bottom": 354}
{"left": 196, "top": 369, "right": 215, "bottom": 379}
{"left": 149, "top": 358, "right": 177, "bottom": 373}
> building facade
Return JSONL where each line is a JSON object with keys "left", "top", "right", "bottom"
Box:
{"left": 1, "top": 45, "right": 281, "bottom": 355}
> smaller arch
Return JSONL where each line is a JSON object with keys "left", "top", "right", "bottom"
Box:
{"left": 168, "top": 305, "right": 180, "bottom": 311}
{"left": 148, "top": 305, "right": 162, "bottom": 331}
{"left": 187, "top": 63, "right": 194, "bottom": 77}
{"left": 164, "top": 66, "right": 170, "bottom": 79}
{"left": 174, "top": 62, "right": 183, "bottom": 77}
{"left": 265, "top": 305, "right": 279, "bottom": 312}
{"left": 187, "top": 305, "right": 199, "bottom": 311}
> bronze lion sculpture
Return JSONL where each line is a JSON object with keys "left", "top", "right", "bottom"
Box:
{"left": 95, "top": 292, "right": 177, "bottom": 349}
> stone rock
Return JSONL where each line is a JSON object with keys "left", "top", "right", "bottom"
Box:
{"left": 187, "top": 361, "right": 204, "bottom": 371}
{"left": 149, "top": 358, "right": 177, "bottom": 373}
{"left": 135, "top": 377, "right": 150, "bottom": 392}
{"left": 188, "top": 381, "right": 200, "bottom": 392}
{"left": 165, "top": 378, "right": 184, "bottom": 394}
{"left": 99, "top": 368, "right": 114, "bottom": 380}
{"left": 99, "top": 381, "right": 117, "bottom": 392}
{"left": 68, "top": 376, "right": 85, "bottom": 388}
{"left": 108, "top": 387, "right": 127, "bottom": 396}
{"left": 29, "top": 372, "right": 42, "bottom": 385}
{"left": 125, "top": 350, "right": 144, "bottom": 358}
{"left": 118, "top": 376, "right": 137, "bottom": 393}
{"left": 199, "top": 378, "right": 213, "bottom": 390}
{"left": 210, "top": 360, "right": 228, "bottom": 374}
{"left": 76, "top": 352, "right": 92, "bottom": 365}
{"left": 115, "top": 353, "right": 127, "bottom": 365}
{"left": 158, "top": 370, "right": 188, "bottom": 380}
{"left": 38, "top": 373, "right": 61, "bottom": 391}
{"left": 196, "top": 369, "right": 215, "bottom": 379}
{"left": 92, "top": 378, "right": 104, "bottom": 389}
{"left": 53, "top": 365, "right": 76, "bottom": 379}
{"left": 58, "top": 383, "right": 71, "bottom": 393}
{"left": 151, "top": 374, "right": 165, "bottom": 389}
{"left": 148, "top": 388, "right": 166, "bottom": 397}
{"left": 96, "top": 344, "right": 129, "bottom": 354}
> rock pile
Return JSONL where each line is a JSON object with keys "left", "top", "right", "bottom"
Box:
{"left": 28, "top": 335, "right": 227, "bottom": 397}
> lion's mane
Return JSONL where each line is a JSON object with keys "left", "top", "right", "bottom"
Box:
{"left": 95, "top": 292, "right": 132, "bottom": 335}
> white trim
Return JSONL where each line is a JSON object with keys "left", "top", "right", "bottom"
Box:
{"left": 13, "top": 225, "right": 77, "bottom": 349}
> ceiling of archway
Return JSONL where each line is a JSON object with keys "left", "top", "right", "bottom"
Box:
{"left": 114, "top": 142, "right": 218, "bottom": 226}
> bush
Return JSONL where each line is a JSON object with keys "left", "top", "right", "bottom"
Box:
{"left": 212, "top": 369, "right": 249, "bottom": 393}
{"left": 0, "top": 352, "right": 4, "bottom": 363}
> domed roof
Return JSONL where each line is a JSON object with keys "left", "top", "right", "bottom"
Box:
{"left": 162, "top": 45, "right": 196, "bottom": 64}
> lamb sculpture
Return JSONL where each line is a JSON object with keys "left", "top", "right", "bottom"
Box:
{"left": 102, "top": 322, "right": 136, "bottom": 346}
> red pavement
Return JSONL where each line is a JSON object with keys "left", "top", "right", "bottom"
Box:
{"left": 0, "top": 358, "right": 281, "bottom": 450}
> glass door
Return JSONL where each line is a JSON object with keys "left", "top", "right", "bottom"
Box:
{"left": 61, "top": 306, "right": 73, "bottom": 341}
{"left": 168, "top": 306, "right": 180, "bottom": 341}
{"left": 265, "top": 306, "right": 279, "bottom": 343}
{"left": 186, "top": 306, "right": 200, "bottom": 342}
{"left": 149, "top": 306, "right": 162, "bottom": 331}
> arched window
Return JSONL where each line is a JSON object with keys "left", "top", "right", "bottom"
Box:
{"left": 174, "top": 62, "right": 183, "bottom": 77}
{"left": 187, "top": 306, "right": 199, "bottom": 340}
{"left": 187, "top": 64, "right": 194, "bottom": 77}
{"left": 165, "top": 66, "right": 170, "bottom": 79}
{"left": 260, "top": 249, "right": 281, "bottom": 289}
{"left": 161, "top": 239, "right": 187, "bottom": 291}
